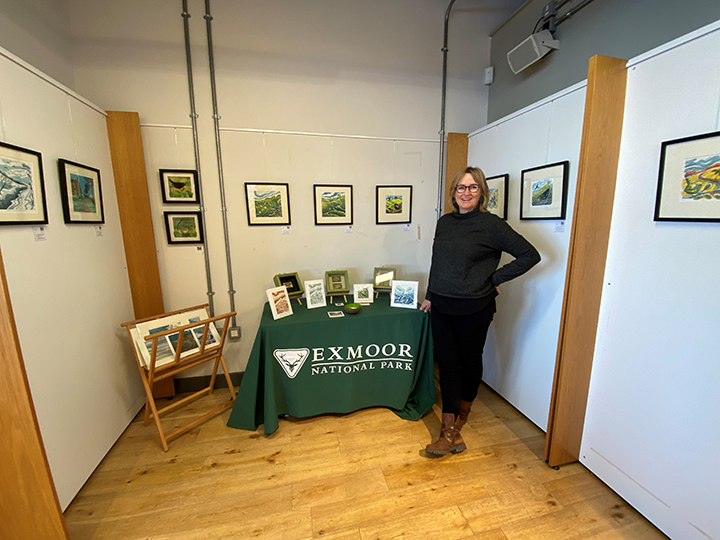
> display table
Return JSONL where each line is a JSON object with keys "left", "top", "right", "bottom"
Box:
{"left": 227, "top": 295, "right": 435, "bottom": 435}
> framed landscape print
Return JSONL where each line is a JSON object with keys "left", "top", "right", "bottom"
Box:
{"left": 266, "top": 286, "right": 293, "bottom": 320}
{"left": 376, "top": 185, "right": 412, "bottom": 224}
{"left": 353, "top": 283, "right": 374, "bottom": 304}
{"left": 245, "top": 183, "right": 291, "bottom": 226}
{"left": 373, "top": 266, "right": 396, "bottom": 290}
{"left": 304, "top": 279, "right": 327, "bottom": 309}
{"left": 655, "top": 130, "right": 720, "bottom": 222}
{"left": 0, "top": 141, "right": 48, "bottom": 226}
{"left": 520, "top": 161, "right": 569, "bottom": 220}
{"left": 486, "top": 174, "right": 509, "bottom": 220}
{"left": 273, "top": 272, "right": 304, "bottom": 298}
{"left": 160, "top": 169, "right": 199, "bottom": 204}
{"left": 163, "top": 211, "right": 204, "bottom": 244}
{"left": 390, "top": 280, "right": 419, "bottom": 309}
{"left": 58, "top": 159, "right": 104, "bottom": 224}
{"left": 325, "top": 269, "right": 350, "bottom": 294}
{"left": 313, "top": 184, "right": 353, "bottom": 225}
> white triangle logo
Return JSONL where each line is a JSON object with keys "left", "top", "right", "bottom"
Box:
{"left": 273, "top": 348, "right": 310, "bottom": 379}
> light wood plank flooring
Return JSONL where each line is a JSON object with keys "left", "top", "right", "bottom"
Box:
{"left": 64, "top": 383, "right": 668, "bottom": 540}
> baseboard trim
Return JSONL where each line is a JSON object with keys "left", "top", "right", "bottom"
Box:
{"left": 174, "top": 371, "right": 244, "bottom": 394}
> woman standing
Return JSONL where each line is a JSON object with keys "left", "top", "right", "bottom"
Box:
{"left": 420, "top": 167, "right": 540, "bottom": 456}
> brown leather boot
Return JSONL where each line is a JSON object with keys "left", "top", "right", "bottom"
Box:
{"left": 456, "top": 400, "right": 473, "bottom": 432}
{"left": 425, "top": 413, "right": 466, "bottom": 456}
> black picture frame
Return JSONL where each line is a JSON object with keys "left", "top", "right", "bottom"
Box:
{"left": 313, "top": 184, "right": 353, "bottom": 226}
{"left": 245, "top": 182, "right": 291, "bottom": 226}
{"left": 519, "top": 161, "right": 569, "bottom": 220}
{"left": 163, "top": 211, "right": 204, "bottom": 245}
{"left": 0, "top": 140, "right": 48, "bottom": 226}
{"left": 654, "top": 130, "right": 720, "bottom": 222}
{"left": 159, "top": 169, "right": 200, "bottom": 205}
{"left": 376, "top": 185, "right": 413, "bottom": 225}
{"left": 58, "top": 158, "right": 104, "bottom": 224}
{"left": 485, "top": 173, "right": 509, "bottom": 220}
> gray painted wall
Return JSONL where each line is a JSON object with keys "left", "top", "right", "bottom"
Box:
{"left": 488, "top": 0, "right": 720, "bottom": 122}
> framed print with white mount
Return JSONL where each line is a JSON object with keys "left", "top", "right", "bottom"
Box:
{"left": 485, "top": 173, "right": 509, "bottom": 220}
{"left": 313, "top": 184, "right": 353, "bottom": 225}
{"left": 58, "top": 159, "right": 104, "bottom": 224}
{"left": 390, "top": 280, "right": 418, "bottom": 309}
{"left": 520, "top": 161, "right": 569, "bottom": 220}
{"left": 0, "top": 140, "right": 48, "bottom": 226}
{"left": 159, "top": 169, "right": 199, "bottom": 204}
{"left": 376, "top": 185, "right": 412, "bottom": 224}
{"left": 245, "top": 183, "right": 291, "bottom": 226}
{"left": 163, "top": 211, "right": 204, "bottom": 245}
{"left": 304, "top": 279, "right": 327, "bottom": 309}
{"left": 654, "top": 130, "right": 720, "bottom": 222}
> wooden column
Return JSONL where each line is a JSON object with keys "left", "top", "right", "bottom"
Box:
{"left": 106, "top": 111, "right": 174, "bottom": 398}
{"left": 0, "top": 248, "right": 70, "bottom": 540}
{"left": 444, "top": 132, "right": 469, "bottom": 214}
{"left": 544, "top": 56, "right": 628, "bottom": 467}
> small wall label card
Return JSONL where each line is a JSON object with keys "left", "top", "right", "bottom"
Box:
{"left": 655, "top": 130, "right": 720, "bottom": 222}
{"left": 313, "top": 184, "right": 353, "bottom": 225}
{"left": 486, "top": 173, "right": 509, "bottom": 220}
{"left": 520, "top": 161, "right": 569, "bottom": 220}
{"left": 0, "top": 141, "right": 48, "bottom": 226}
{"left": 376, "top": 185, "right": 412, "bottom": 224}
{"left": 164, "top": 211, "right": 204, "bottom": 244}
{"left": 159, "top": 169, "right": 199, "bottom": 204}
{"left": 245, "top": 182, "right": 291, "bottom": 226}
{"left": 58, "top": 158, "right": 104, "bottom": 224}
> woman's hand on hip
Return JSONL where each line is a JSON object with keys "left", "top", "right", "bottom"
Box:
{"left": 420, "top": 299, "right": 431, "bottom": 312}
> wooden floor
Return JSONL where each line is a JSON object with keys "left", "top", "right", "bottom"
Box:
{"left": 64, "top": 383, "right": 668, "bottom": 540}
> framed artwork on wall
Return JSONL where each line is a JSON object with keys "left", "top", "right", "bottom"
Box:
{"left": 266, "top": 286, "right": 293, "bottom": 320}
{"left": 58, "top": 159, "right": 104, "bottom": 224}
{"left": 245, "top": 182, "right": 291, "bottom": 226}
{"left": 313, "top": 184, "right": 353, "bottom": 225}
{"left": 304, "top": 279, "right": 327, "bottom": 309}
{"left": 655, "top": 130, "right": 720, "bottom": 222}
{"left": 486, "top": 174, "right": 509, "bottom": 220}
{"left": 0, "top": 141, "right": 48, "bottom": 226}
{"left": 373, "top": 266, "right": 396, "bottom": 290}
{"left": 520, "top": 161, "right": 569, "bottom": 220}
{"left": 163, "top": 211, "right": 204, "bottom": 244}
{"left": 325, "top": 269, "right": 350, "bottom": 294}
{"left": 159, "top": 169, "right": 199, "bottom": 204}
{"left": 376, "top": 185, "right": 412, "bottom": 224}
{"left": 273, "top": 272, "right": 304, "bottom": 298}
{"left": 390, "top": 280, "right": 418, "bottom": 309}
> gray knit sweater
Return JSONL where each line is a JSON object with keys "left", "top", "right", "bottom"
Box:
{"left": 426, "top": 209, "right": 541, "bottom": 300}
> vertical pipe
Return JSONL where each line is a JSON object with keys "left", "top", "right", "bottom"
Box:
{"left": 181, "top": 0, "right": 215, "bottom": 315}
{"left": 437, "top": 0, "right": 457, "bottom": 221}
{"left": 204, "top": 0, "right": 239, "bottom": 334}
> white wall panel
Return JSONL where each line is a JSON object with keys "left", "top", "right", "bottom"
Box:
{"left": 468, "top": 86, "right": 586, "bottom": 429}
{"left": 0, "top": 57, "right": 140, "bottom": 509}
{"left": 581, "top": 27, "right": 720, "bottom": 540}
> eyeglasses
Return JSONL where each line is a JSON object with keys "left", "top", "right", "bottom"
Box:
{"left": 456, "top": 184, "right": 480, "bottom": 193}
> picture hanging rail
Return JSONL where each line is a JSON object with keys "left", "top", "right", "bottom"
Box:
{"left": 58, "top": 159, "right": 104, "bottom": 224}
{"left": 245, "top": 183, "right": 291, "bottom": 226}
{"left": 313, "top": 184, "right": 353, "bottom": 226}
{"left": 520, "top": 161, "right": 569, "bottom": 220}
{"left": 485, "top": 174, "right": 509, "bottom": 220}
{"left": 655, "top": 130, "right": 720, "bottom": 222}
{"left": 159, "top": 169, "right": 199, "bottom": 205}
{"left": 0, "top": 140, "right": 48, "bottom": 226}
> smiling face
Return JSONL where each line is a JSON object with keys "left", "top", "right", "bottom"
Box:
{"left": 455, "top": 173, "right": 481, "bottom": 214}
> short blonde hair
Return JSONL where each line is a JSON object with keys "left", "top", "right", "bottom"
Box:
{"left": 449, "top": 167, "right": 490, "bottom": 213}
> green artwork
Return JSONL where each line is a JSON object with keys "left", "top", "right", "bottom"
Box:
{"left": 167, "top": 176, "right": 193, "bottom": 199}
{"left": 172, "top": 217, "right": 198, "bottom": 238}
{"left": 321, "top": 191, "right": 346, "bottom": 218}
{"left": 386, "top": 195, "right": 403, "bottom": 214}
{"left": 531, "top": 179, "right": 553, "bottom": 207}
{"left": 254, "top": 190, "right": 282, "bottom": 218}
{"left": 488, "top": 188, "right": 499, "bottom": 210}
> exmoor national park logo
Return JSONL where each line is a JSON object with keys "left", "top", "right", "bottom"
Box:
{"left": 273, "top": 348, "right": 310, "bottom": 379}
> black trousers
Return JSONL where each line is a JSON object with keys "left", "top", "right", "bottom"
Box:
{"left": 431, "top": 299, "right": 495, "bottom": 416}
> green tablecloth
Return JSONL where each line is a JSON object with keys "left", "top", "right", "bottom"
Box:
{"left": 227, "top": 295, "right": 435, "bottom": 435}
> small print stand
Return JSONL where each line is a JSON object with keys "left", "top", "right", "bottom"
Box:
{"left": 121, "top": 304, "right": 236, "bottom": 452}
{"left": 328, "top": 292, "right": 349, "bottom": 304}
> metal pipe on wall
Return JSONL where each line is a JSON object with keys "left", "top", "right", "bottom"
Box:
{"left": 436, "top": 0, "right": 457, "bottom": 221}
{"left": 181, "top": 0, "right": 216, "bottom": 315}
{"left": 204, "top": 0, "right": 240, "bottom": 340}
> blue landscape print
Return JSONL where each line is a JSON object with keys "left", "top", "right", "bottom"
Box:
{"left": 0, "top": 156, "right": 34, "bottom": 212}
{"left": 393, "top": 284, "right": 415, "bottom": 306}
